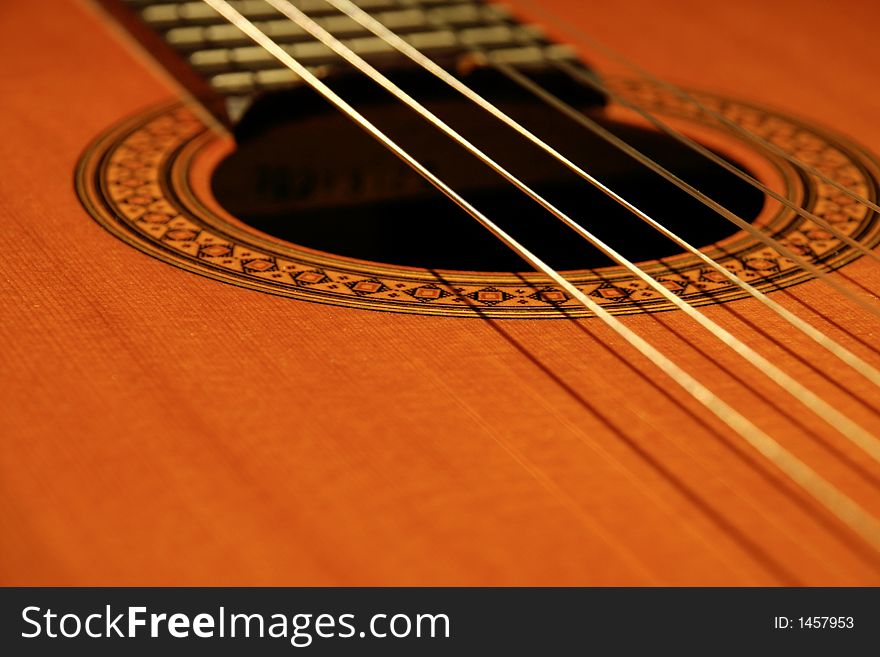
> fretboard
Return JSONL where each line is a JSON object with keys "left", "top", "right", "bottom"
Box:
{"left": 117, "top": 0, "right": 580, "bottom": 116}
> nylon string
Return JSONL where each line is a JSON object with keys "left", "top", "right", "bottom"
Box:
{"left": 199, "top": 0, "right": 880, "bottom": 551}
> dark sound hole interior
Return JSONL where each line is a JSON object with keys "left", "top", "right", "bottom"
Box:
{"left": 212, "top": 68, "right": 766, "bottom": 272}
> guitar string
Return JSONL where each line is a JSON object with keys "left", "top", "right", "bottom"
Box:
{"left": 199, "top": 0, "right": 880, "bottom": 553}
{"left": 556, "top": 63, "right": 880, "bottom": 216}
{"left": 334, "top": 0, "right": 880, "bottom": 270}
{"left": 514, "top": 0, "right": 880, "bottom": 216}
{"left": 552, "top": 58, "right": 880, "bottom": 267}
{"left": 260, "top": 0, "right": 880, "bottom": 461}
{"left": 314, "top": 1, "right": 880, "bottom": 326}
{"left": 310, "top": 0, "right": 880, "bottom": 391}
{"left": 490, "top": 63, "right": 880, "bottom": 388}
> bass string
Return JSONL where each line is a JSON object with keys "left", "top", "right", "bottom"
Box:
{"left": 514, "top": 0, "right": 880, "bottom": 216}
{"left": 274, "top": 0, "right": 880, "bottom": 457}
{"left": 199, "top": 0, "right": 880, "bottom": 552}
{"left": 310, "top": 0, "right": 880, "bottom": 391}
{"left": 552, "top": 58, "right": 880, "bottom": 267}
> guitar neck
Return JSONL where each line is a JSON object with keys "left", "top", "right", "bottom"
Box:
{"left": 104, "top": 0, "right": 588, "bottom": 124}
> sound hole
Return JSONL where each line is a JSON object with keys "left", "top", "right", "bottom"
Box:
{"left": 212, "top": 68, "right": 765, "bottom": 271}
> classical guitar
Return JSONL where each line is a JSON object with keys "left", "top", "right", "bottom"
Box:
{"left": 2, "top": 0, "right": 879, "bottom": 586}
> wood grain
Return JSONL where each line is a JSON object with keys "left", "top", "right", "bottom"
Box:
{"left": 1, "top": 0, "right": 879, "bottom": 585}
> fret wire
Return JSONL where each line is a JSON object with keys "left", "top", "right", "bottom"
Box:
{"left": 198, "top": 0, "right": 880, "bottom": 552}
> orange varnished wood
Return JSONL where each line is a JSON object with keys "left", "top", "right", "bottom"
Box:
{"left": 1, "top": 0, "right": 879, "bottom": 585}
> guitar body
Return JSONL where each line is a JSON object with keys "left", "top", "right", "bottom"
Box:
{"left": 2, "top": 0, "right": 879, "bottom": 585}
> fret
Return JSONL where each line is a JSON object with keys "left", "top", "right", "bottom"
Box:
{"left": 119, "top": 0, "right": 581, "bottom": 113}
{"left": 161, "top": 6, "right": 507, "bottom": 51}
{"left": 138, "top": 0, "right": 402, "bottom": 27}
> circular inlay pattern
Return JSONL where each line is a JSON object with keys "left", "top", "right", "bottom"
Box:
{"left": 76, "top": 78, "right": 880, "bottom": 318}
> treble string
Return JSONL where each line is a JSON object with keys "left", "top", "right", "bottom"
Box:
{"left": 280, "top": 0, "right": 880, "bottom": 456}
{"left": 238, "top": 0, "right": 880, "bottom": 459}
{"left": 319, "top": 0, "right": 880, "bottom": 324}
{"left": 514, "top": 0, "right": 880, "bottom": 216}
{"left": 552, "top": 58, "right": 880, "bottom": 267}
{"left": 492, "top": 62, "right": 880, "bottom": 388}
{"left": 311, "top": 0, "right": 880, "bottom": 392}
{"left": 331, "top": 0, "right": 880, "bottom": 270}
{"left": 198, "top": 0, "right": 880, "bottom": 552}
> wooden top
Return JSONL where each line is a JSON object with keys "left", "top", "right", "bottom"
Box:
{"left": 0, "top": 0, "right": 879, "bottom": 585}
